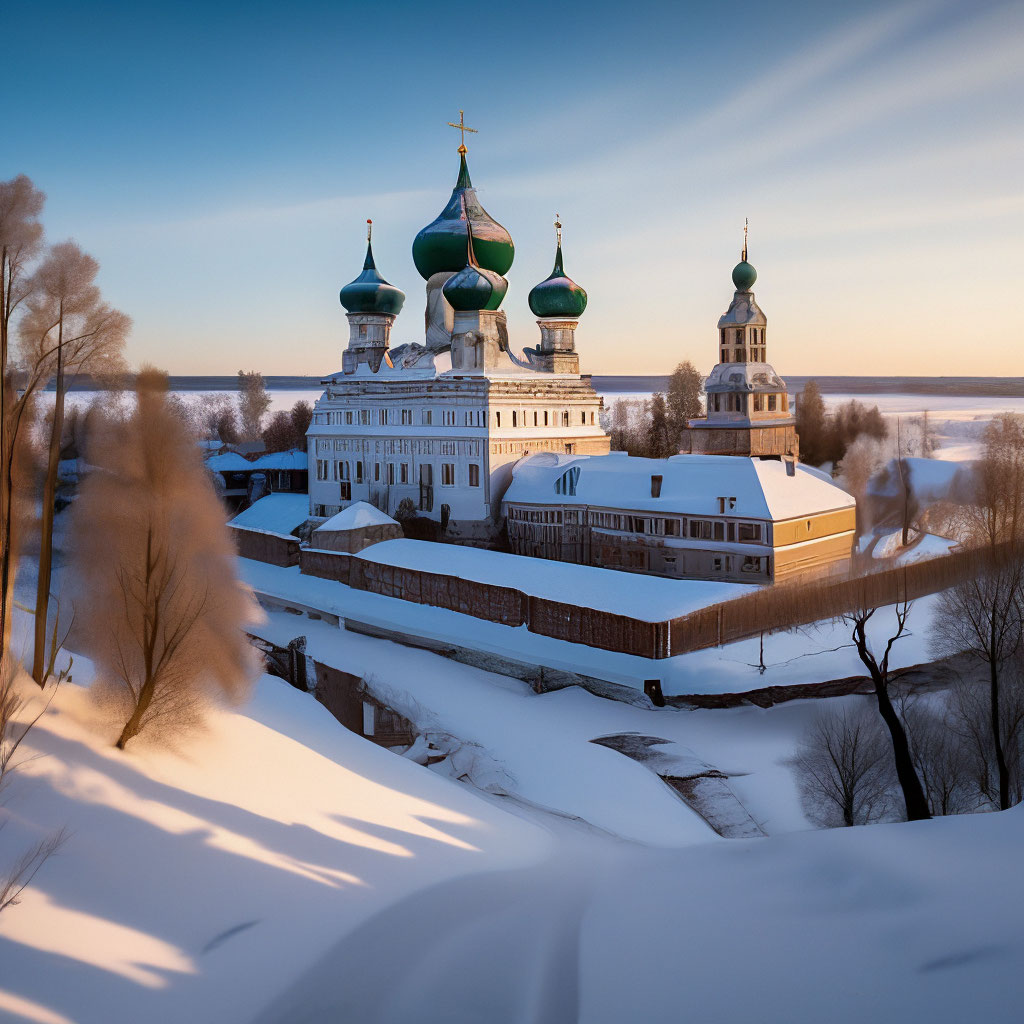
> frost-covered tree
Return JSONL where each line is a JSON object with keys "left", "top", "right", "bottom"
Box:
{"left": 795, "top": 379, "right": 827, "bottom": 466}
{"left": 237, "top": 369, "right": 271, "bottom": 441}
{"left": 69, "top": 370, "right": 256, "bottom": 749}
{"left": 665, "top": 360, "right": 702, "bottom": 443}
{"left": 0, "top": 175, "right": 45, "bottom": 661}
{"left": 19, "top": 241, "right": 130, "bottom": 685}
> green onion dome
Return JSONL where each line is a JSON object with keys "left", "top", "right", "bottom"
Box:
{"left": 732, "top": 259, "right": 757, "bottom": 292}
{"left": 339, "top": 227, "right": 406, "bottom": 316}
{"left": 528, "top": 232, "right": 587, "bottom": 318}
{"left": 442, "top": 222, "right": 509, "bottom": 312}
{"left": 412, "top": 152, "right": 515, "bottom": 281}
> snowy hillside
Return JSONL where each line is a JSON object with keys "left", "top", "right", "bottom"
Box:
{"left": 3, "top": 661, "right": 1024, "bottom": 1023}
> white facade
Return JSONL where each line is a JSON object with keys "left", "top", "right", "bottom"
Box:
{"left": 308, "top": 356, "right": 609, "bottom": 541}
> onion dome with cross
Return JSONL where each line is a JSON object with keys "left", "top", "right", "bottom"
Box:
{"left": 528, "top": 217, "right": 587, "bottom": 319}
{"left": 441, "top": 220, "right": 509, "bottom": 312}
{"left": 412, "top": 110, "right": 515, "bottom": 281}
{"left": 731, "top": 218, "right": 757, "bottom": 292}
{"left": 339, "top": 221, "right": 406, "bottom": 316}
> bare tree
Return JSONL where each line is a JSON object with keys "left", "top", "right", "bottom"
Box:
{"left": 791, "top": 704, "right": 895, "bottom": 827}
{"left": 0, "top": 175, "right": 45, "bottom": 661}
{"left": 0, "top": 823, "right": 68, "bottom": 914}
{"left": 845, "top": 598, "right": 931, "bottom": 820}
{"left": 899, "top": 698, "right": 975, "bottom": 816}
{"left": 930, "top": 559, "right": 1024, "bottom": 810}
{"left": 289, "top": 400, "right": 312, "bottom": 444}
{"left": 19, "top": 241, "right": 130, "bottom": 685}
{"left": 68, "top": 370, "right": 256, "bottom": 749}
{"left": 237, "top": 370, "right": 271, "bottom": 442}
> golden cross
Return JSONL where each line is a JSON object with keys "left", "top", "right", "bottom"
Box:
{"left": 555, "top": 213, "right": 562, "bottom": 248}
{"left": 447, "top": 110, "right": 478, "bottom": 154}
{"left": 742, "top": 217, "right": 749, "bottom": 261}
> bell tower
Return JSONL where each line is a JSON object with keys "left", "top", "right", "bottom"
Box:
{"left": 685, "top": 224, "right": 799, "bottom": 458}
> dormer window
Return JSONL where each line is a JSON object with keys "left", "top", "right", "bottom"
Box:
{"left": 554, "top": 466, "right": 580, "bottom": 496}
{"left": 651, "top": 475, "right": 663, "bottom": 498}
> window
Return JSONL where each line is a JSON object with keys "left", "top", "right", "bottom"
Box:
{"left": 469, "top": 464, "right": 480, "bottom": 487}
{"left": 716, "top": 496, "right": 737, "bottom": 513}
{"left": 590, "top": 411, "right": 595, "bottom": 424}
{"left": 664, "top": 519, "right": 680, "bottom": 536}
{"left": 359, "top": 323, "right": 367, "bottom": 337}
{"left": 339, "top": 481, "right": 351, "bottom": 500}
{"left": 735, "top": 329, "right": 743, "bottom": 344}
{"left": 580, "top": 411, "right": 586, "bottom": 425}
{"left": 316, "top": 459, "right": 328, "bottom": 481}
{"left": 496, "top": 412, "right": 501, "bottom": 427}
{"left": 742, "top": 556, "right": 761, "bottom": 573}
{"left": 339, "top": 461, "right": 350, "bottom": 480}
{"left": 722, "top": 350, "right": 730, "bottom": 363}
{"left": 735, "top": 349, "right": 743, "bottom": 362}
{"left": 544, "top": 411, "right": 549, "bottom": 426}
{"left": 387, "top": 463, "right": 395, "bottom": 484}
{"left": 423, "top": 410, "right": 432, "bottom": 425}
{"left": 345, "top": 411, "right": 353, "bottom": 424}
{"left": 562, "top": 411, "right": 570, "bottom": 426}
{"left": 400, "top": 463, "right": 409, "bottom": 484}
{"left": 441, "top": 463, "right": 455, "bottom": 486}
{"left": 534, "top": 411, "right": 539, "bottom": 426}
{"left": 401, "top": 409, "right": 412, "bottom": 425}
{"left": 379, "top": 409, "right": 387, "bottom": 425}
{"left": 355, "top": 460, "right": 363, "bottom": 483}
{"left": 738, "top": 523, "right": 761, "bottom": 542}
{"left": 374, "top": 462, "right": 380, "bottom": 482}
{"left": 512, "top": 411, "right": 517, "bottom": 427}
{"left": 768, "top": 394, "right": 777, "bottom": 411}
{"left": 359, "top": 409, "right": 370, "bottom": 425}
{"left": 651, "top": 475, "right": 663, "bottom": 498}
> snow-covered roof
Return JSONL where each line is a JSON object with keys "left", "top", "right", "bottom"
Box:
{"left": 703, "top": 362, "right": 787, "bottom": 394}
{"left": 503, "top": 453, "right": 855, "bottom": 521}
{"left": 316, "top": 501, "right": 397, "bottom": 533}
{"left": 251, "top": 449, "right": 307, "bottom": 471}
{"left": 228, "top": 493, "right": 309, "bottom": 538}
{"left": 206, "top": 452, "right": 253, "bottom": 472}
{"left": 356, "top": 538, "right": 754, "bottom": 621}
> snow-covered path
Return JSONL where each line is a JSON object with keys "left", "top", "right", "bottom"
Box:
{"left": 254, "top": 818, "right": 603, "bottom": 1024}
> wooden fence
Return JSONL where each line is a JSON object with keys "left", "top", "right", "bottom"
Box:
{"left": 299, "top": 541, "right": 997, "bottom": 660}
{"left": 231, "top": 526, "right": 300, "bottom": 567}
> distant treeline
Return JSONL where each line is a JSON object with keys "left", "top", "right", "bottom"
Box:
{"left": 48, "top": 373, "right": 1024, "bottom": 397}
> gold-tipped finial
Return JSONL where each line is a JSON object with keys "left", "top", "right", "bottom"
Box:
{"left": 366, "top": 218, "right": 372, "bottom": 242}
{"left": 447, "top": 109, "right": 477, "bottom": 154}
{"left": 742, "top": 217, "right": 748, "bottom": 262}
{"left": 555, "top": 213, "right": 562, "bottom": 248}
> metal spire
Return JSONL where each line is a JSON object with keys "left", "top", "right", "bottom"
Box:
{"left": 742, "top": 217, "right": 748, "bottom": 262}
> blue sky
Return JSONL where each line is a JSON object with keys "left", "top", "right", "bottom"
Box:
{"left": 5, "top": 0, "right": 1022, "bottom": 376}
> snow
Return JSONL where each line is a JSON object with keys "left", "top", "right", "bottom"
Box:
{"left": 204, "top": 452, "right": 253, "bottom": 472}
{"left": 250, "top": 449, "right": 306, "bottom": 471}
{"left": 5, "top": 593, "right": 1024, "bottom": 1022}
{"left": 873, "top": 529, "right": 960, "bottom": 563}
{"left": 318, "top": 501, "right": 397, "bottom": 532}
{"left": 355, "top": 537, "right": 754, "bottom": 620}
{"left": 0, "top": 666, "right": 550, "bottom": 1024}
{"left": 227, "top": 493, "right": 309, "bottom": 538}
{"left": 505, "top": 452, "right": 854, "bottom": 521}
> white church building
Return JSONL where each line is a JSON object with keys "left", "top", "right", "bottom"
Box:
{"left": 307, "top": 131, "right": 609, "bottom": 543}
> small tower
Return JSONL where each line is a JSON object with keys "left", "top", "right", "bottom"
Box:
{"left": 442, "top": 220, "right": 511, "bottom": 373}
{"left": 340, "top": 220, "right": 406, "bottom": 374}
{"left": 685, "top": 224, "right": 799, "bottom": 458}
{"left": 524, "top": 217, "right": 587, "bottom": 374}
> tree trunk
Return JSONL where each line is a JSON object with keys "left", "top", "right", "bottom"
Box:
{"left": 116, "top": 675, "right": 156, "bottom": 750}
{"left": 872, "top": 674, "right": 931, "bottom": 820}
{"left": 989, "top": 657, "right": 1011, "bottom": 810}
{"left": 32, "top": 319, "right": 64, "bottom": 685}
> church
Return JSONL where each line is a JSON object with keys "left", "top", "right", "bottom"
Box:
{"left": 306, "top": 118, "right": 855, "bottom": 581}
{"left": 306, "top": 116, "right": 609, "bottom": 544}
